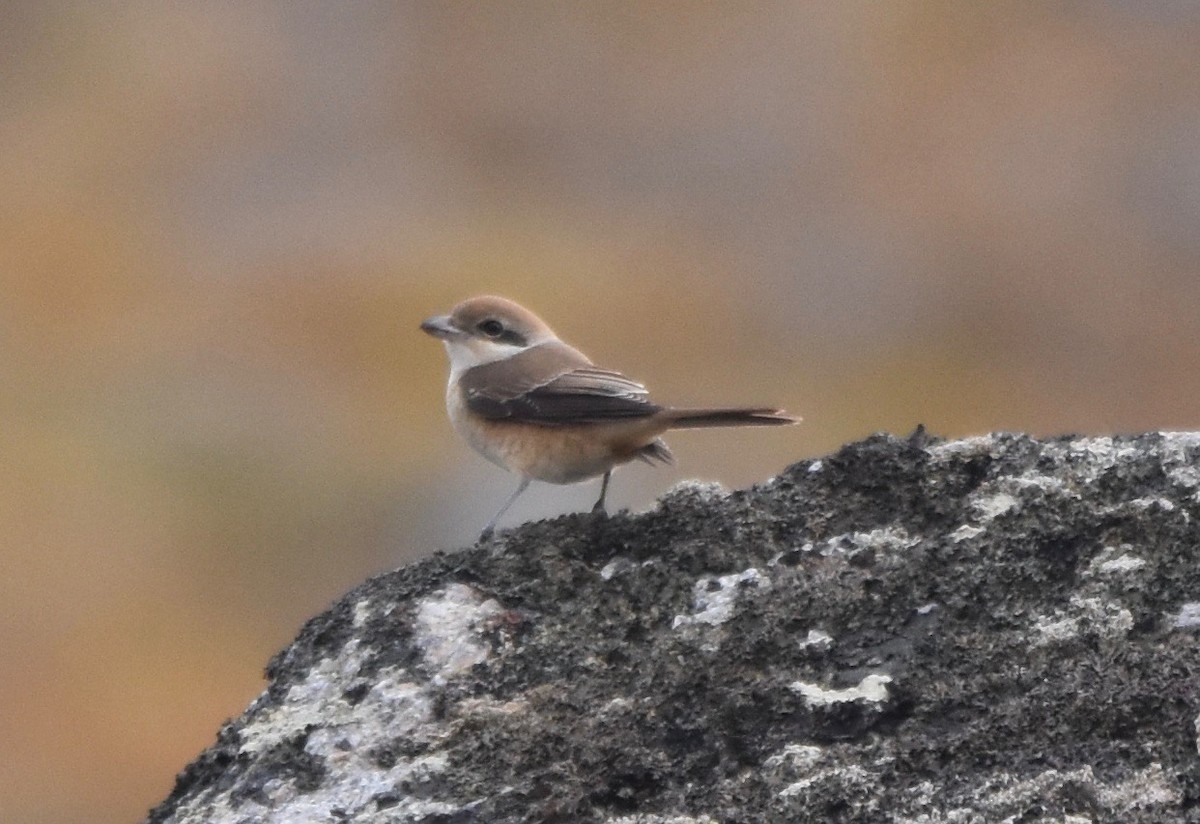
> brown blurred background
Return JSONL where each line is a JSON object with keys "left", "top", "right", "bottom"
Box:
{"left": 3, "top": 2, "right": 1199, "bottom": 821}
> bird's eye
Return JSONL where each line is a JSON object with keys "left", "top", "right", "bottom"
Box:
{"left": 477, "top": 319, "right": 504, "bottom": 337}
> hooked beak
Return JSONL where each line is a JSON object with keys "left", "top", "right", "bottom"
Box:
{"left": 420, "top": 314, "right": 462, "bottom": 340}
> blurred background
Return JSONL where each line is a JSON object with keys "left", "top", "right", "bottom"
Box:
{"left": 3, "top": 2, "right": 1200, "bottom": 821}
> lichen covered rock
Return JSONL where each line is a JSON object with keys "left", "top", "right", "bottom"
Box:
{"left": 147, "top": 431, "right": 1200, "bottom": 823}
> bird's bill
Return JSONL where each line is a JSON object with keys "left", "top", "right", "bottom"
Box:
{"left": 420, "top": 315, "right": 462, "bottom": 340}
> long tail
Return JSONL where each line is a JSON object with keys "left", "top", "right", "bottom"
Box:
{"left": 661, "top": 407, "right": 800, "bottom": 429}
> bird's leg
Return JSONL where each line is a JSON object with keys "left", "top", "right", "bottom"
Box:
{"left": 592, "top": 470, "right": 612, "bottom": 515}
{"left": 480, "top": 477, "right": 531, "bottom": 541}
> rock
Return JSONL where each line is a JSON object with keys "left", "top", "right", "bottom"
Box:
{"left": 146, "top": 431, "right": 1200, "bottom": 823}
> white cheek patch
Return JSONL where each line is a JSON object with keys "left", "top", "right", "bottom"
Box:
{"left": 445, "top": 338, "right": 525, "bottom": 378}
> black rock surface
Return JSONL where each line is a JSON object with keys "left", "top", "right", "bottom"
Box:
{"left": 147, "top": 431, "right": 1200, "bottom": 823}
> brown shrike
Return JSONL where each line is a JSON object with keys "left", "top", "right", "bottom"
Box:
{"left": 421, "top": 295, "right": 798, "bottom": 539}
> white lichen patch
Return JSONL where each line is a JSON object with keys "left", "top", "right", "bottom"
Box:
{"left": 764, "top": 743, "right": 824, "bottom": 771}
{"left": 454, "top": 696, "right": 529, "bottom": 718}
{"left": 300, "top": 744, "right": 447, "bottom": 817}
{"left": 940, "top": 436, "right": 1200, "bottom": 533}
{"left": 952, "top": 480, "right": 1029, "bottom": 540}
{"left": 186, "top": 588, "right": 519, "bottom": 821}
{"left": 764, "top": 742, "right": 877, "bottom": 802}
{"left": 1008, "top": 471, "right": 1071, "bottom": 497}
{"left": 1160, "top": 432, "right": 1200, "bottom": 502}
{"left": 949, "top": 437, "right": 1134, "bottom": 507}
{"left": 1095, "top": 762, "right": 1181, "bottom": 810}
{"left": 165, "top": 584, "right": 521, "bottom": 823}
{"left": 1067, "top": 437, "right": 1144, "bottom": 483}
{"left": 600, "top": 557, "right": 633, "bottom": 581}
{"left": 1098, "top": 554, "right": 1147, "bottom": 574}
{"left": 790, "top": 673, "right": 892, "bottom": 707}
{"left": 171, "top": 654, "right": 463, "bottom": 824}
{"left": 925, "top": 434, "right": 998, "bottom": 461}
{"left": 241, "top": 661, "right": 432, "bottom": 758}
{"left": 950, "top": 524, "right": 985, "bottom": 543}
{"left": 606, "top": 815, "right": 720, "bottom": 824}
{"left": 970, "top": 469, "right": 1072, "bottom": 517}
{"left": 1086, "top": 545, "right": 1147, "bottom": 577}
{"left": 1032, "top": 596, "right": 1134, "bottom": 647}
{"left": 779, "top": 764, "right": 873, "bottom": 799}
{"left": 414, "top": 583, "right": 505, "bottom": 683}
{"left": 673, "top": 568, "right": 769, "bottom": 629}
{"left": 230, "top": 785, "right": 462, "bottom": 824}
{"left": 1108, "top": 495, "right": 1188, "bottom": 524}
{"left": 1159, "top": 431, "right": 1200, "bottom": 450}
{"left": 799, "top": 629, "right": 833, "bottom": 650}
{"left": 1158, "top": 431, "right": 1200, "bottom": 462}
{"left": 893, "top": 763, "right": 1180, "bottom": 823}
{"left": 1128, "top": 496, "right": 1177, "bottom": 512}
{"left": 971, "top": 491, "right": 1019, "bottom": 522}
{"left": 818, "top": 526, "right": 920, "bottom": 559}
{"left": 1172, "top": 602, "right": 1200, "bottom": 629}
{"left": 658, "top": 480, "right": 730, "bottom": 507}
{"left": 1167, "top": 464, "right": 1200, "bottom": 498}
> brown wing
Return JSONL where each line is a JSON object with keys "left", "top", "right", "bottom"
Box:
{"left": 460, "top": 342, "right": 661, "bottom": 425}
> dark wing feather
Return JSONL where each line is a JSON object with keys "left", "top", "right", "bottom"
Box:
{"left": 461, "top": 345, "right": 661, "bottom": 426}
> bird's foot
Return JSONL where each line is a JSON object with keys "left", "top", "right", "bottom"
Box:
{"left": 589, "top": 504, "right": 611, "bottom": 533}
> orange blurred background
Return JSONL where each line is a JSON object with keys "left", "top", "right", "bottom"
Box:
{"left": 3, "top": 3, "right": 1200, "bottom": 822}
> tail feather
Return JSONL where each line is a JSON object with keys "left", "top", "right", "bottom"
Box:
{"left": 635, "top": 438, "right": 675, "bottom": 465}
{"left": 662, "top": 407, "right": 799, "bottom": 429}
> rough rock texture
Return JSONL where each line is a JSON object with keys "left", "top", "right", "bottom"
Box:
{"left": 147, "top": 431, "right": 1200, "bottom": 823}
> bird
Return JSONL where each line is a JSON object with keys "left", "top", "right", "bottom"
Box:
{"left": 421, "top": 295, "right": 798, "bottom": 540}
